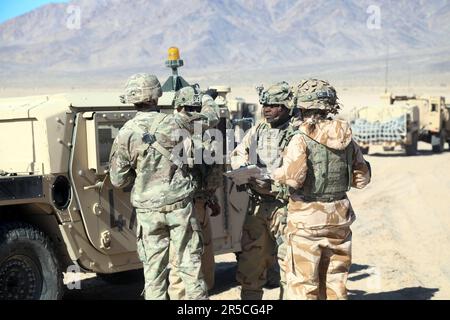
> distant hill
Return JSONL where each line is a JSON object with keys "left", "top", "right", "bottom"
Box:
{"left": 0, "top": 0, "right": 449, "bottom": 88}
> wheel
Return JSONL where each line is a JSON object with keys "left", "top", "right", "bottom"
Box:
{"left": 431, "top": 130, "right": 445, "bottom": 153}
{"left": 360, "top": 146, "right": 369, "bottom": 155}
{"left": 405, "top": 132, "right": 418, "bottom": 156}
{"left": 0, "top": 222, "right": 63, "bottom": 300}
{"left": 97, "top": 269, "right": 143, "bottom": 285}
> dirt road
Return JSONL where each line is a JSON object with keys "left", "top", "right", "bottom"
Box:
{"left": 64, "top": 142, "right": 450, "bottom": 300}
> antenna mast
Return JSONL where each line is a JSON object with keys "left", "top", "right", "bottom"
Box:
{"left": 384, "top": 40, "right": 390, "bottom": 94}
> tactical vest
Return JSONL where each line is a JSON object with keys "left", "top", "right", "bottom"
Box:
{"left": 299, "top": 133, "right": 353, "bottom": 202}
{"left": 192, "top": 138, "right": 222, "bottom": 194}
{"left": 254, "top": 121, "right": 299, "bottom": 201}
{"left": 255, "top": 121, "right": 298, "bottom": 170}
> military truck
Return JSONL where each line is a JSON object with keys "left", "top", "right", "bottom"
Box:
{"left": 0, "top": 48, "right": 252, "bottom": 300}
{"left": 410, "top": 95, "right": 450, "bottom": 153}
{"left": 350, "top": 93, "right": 450, "bottom": 155}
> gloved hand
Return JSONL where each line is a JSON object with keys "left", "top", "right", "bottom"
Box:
{"left": 253, "top": 167, "right": 272, "bottom": 181}
{"left": 206, "top": 198, "right": 221, "bottom": 217}
{"left": 249, "top": 176, "right": 271, "bottom": 190}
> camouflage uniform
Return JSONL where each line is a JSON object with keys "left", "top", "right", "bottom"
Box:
{"left": 169, "top": 166, "right": 222, "bottom": 297}
{"left": 168, "top": 87, "right": 222, "bottom": 298}
{"left": 109, "top": 75, "right": 220, "bottom": 300}
{"left": 230, "top": 82, "right": 297, "bottom": 300}
{"left": 272, "top": 79, "right": 371, "bottom": 300}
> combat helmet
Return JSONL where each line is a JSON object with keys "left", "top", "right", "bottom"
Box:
{"left": 257, "top": 81, "right": 294, "bottom": 109}
{"left": 120, "top": 73, "right": 162, "bottom": 104}
{"left": 294, "top": 79, "right": 339, "bottom": 114}
{"left": 174, "top": 86, "right": 202, "bottom": 108}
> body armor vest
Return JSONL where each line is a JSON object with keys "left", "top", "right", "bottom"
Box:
{"left": 299, "top": 134, "right": 353, "bottom": 202}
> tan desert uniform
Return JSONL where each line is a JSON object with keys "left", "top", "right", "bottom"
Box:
{"left": 272, "top": 119, "right": 371, "bottom": 300}
{"left": 231, "top": 116, "right": 297, "bottom": 300}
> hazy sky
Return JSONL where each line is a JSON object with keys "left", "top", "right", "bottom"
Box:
{"left": 0, "top": 0, "right": 69, "bottom": 23}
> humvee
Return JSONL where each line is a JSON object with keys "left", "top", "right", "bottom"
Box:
{"left": 0, "top": 48, "right": 252, "bottom": 299}
{"left": 350, "top": 93, "right": 450, "bottom": 155}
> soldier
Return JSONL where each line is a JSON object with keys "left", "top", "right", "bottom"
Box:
{"left": 109, "top": 74, "right": 220, "bottom": 300}
{"left": 272, "top": 79, "right": 371, "bottom": 300}
{"left": 168, "top": 86, "right": 222, "bottom": 299}
{"left": 230, "top": 81, "right": 299, "bottom": 300}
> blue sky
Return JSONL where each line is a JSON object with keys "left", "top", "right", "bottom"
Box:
{"left": 0, "top": 0, "right": 69, "bottom": 23}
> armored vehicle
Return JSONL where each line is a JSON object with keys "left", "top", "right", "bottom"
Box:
{"left": 350, "top": 93, "right": 450, "bottom": 155}
{"left": 0, "top": 48, "right": 252, "bottom": 299}
{"left": 411, "top": 95, "right": 450, "bottom": 153}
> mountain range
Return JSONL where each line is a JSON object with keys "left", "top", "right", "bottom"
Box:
{"left": 0, "top": 0, "right": 449, "bottom": 89}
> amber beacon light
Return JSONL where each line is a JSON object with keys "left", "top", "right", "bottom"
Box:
{"left": 168, "top": 47, "right": 180, "bottom": 61}
{"left": 163, "top": 47, "right": 186, "bottom": 91}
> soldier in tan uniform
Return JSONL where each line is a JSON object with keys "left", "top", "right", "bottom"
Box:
{"left": 230, "top": 82, "right": 299, "bottom": 300}
{"left": 272, "top": 79, "right": 371, "bottom": 300}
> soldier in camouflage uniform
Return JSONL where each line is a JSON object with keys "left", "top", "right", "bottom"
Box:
{"left": 109, "top": 74, "right": 220, "bottom": 300}
{"left": 230, "top": 81, "right": 299, "bottom": 300}
{"left": 272, "top": 79, "right": 371, "bottom": 300}
{"left": 168, "top": 87, "right": 222, "bottom": 299}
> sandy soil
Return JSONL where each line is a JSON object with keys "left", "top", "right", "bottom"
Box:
{"left": 63, "top": 141, "right": 450, "bottom": 300}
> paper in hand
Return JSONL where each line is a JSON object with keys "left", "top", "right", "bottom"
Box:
{"left": 223, "top": 165, "right": 270, "bottom": 186}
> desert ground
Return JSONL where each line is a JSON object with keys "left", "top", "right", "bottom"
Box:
{"left": 55, "top": 86, "right": 450, "bottom": 300}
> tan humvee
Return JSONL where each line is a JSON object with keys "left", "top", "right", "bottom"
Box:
{"left": 350, "top": 93, "right": 450, "bottom": 155}
{"left": 0, "top": 53, "right": 253, "bottom": 300}
{"left": 0, "top": 92, "right": 250, "bottom": 300}
{"left": 402, "top": 95, "right": 450, "bottom": 153}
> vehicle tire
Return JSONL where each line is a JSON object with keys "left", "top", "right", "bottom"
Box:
{"left": 0, "top": 222, "right": 63, "bottom": 300}
{"left": 97, "top": 269, "right": 143, "bottom": 285}
{"left": 360, "top": 146, "right": 369, "bottom": 155}
{"left": 405, "top": 132, "right": 418, "bottom": 156}
{"left": 431, "top": 131, "right": 445, "bottom": 153}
